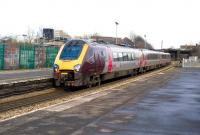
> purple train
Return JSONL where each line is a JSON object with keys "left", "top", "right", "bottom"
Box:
{"left": 53, "top": 39, "right": 171, "bottom": 87}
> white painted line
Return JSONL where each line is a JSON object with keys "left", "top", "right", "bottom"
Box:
{"left": 45, "top": 91, "right": 111, "bottom": 112}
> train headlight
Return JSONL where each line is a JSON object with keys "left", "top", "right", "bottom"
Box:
{"left": 53, "top": 64, "right": 59, "bottom": 72}
{"left": 74, "top": 64, "right": 81, "bottom": 72}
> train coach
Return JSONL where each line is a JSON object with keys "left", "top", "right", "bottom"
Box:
{"left": 53, "top": 39, "right": 171, "bottom": 87}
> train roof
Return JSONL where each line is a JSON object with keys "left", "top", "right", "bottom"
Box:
{"left": 67, "top": 39, "right": 170, "bottom": 55}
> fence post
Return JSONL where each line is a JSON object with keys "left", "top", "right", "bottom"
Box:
{"left": 33, "top": 45, "right": 35, "bottom": 69}
{"left": 0, "top": 44, "right": 5, "bottom": 70}
{"left": 3, "top": 44, "right": 5, "bottom": 69}
{"left": 19, "top": 45, "right": 21, "bottom": 69}
{"left": 45, "top": 46, "right": 48, "bottom": 68}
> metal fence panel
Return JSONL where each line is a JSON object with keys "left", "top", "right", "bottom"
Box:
{"left": 0, "top": 43, "right": 59, "bottom": 70}
{"left": 182, "top": 57, "right": 200, "bottom": 68}
{"left": 19, "top": 44, "right": 35, "bottom": 69}
{"left": 46, "top": 46, "right": 59, "bottom": 67}
{"left": 4, "top": 45, "right": 19, "bottom": 70}
{"left": 35, "top": 46, "right": 46, "bottom": 68}
{"left": 0, "top": 43, "right": 4, "bottom": 70}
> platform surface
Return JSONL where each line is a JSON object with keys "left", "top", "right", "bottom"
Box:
{"left": 0, "top": 68, "right": 200, "bottom": 135}
{"left": 0, "top": 68, "right": 52, "bottom": 84}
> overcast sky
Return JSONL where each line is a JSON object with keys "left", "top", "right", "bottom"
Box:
{"left": 0, "top": 0, "right": 199, "bottom": 49}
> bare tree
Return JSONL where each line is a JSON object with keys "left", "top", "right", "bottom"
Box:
{"left": 82, "top": 34, "right": 91, "bottom": 39}
{"left": 129, "top": 31, "right": 137, "bottom": 43}
{"left": 26, "top": 27, "right": 35, "bottom": 44}
{"left": 170, "top": 45, "right": 175, "bottom": 49}
{"left": 92, "top": 32, "right": 101, "bottom": 37}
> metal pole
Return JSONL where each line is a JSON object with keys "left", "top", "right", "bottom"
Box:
{"left": 115, "top": 22, "right": 119, "bottom": 44}
{"left": 144, "top": 35, "right": 146, "bottom": 49}
{"left": 161, "top": 40, "right": 163, "bottom": 50}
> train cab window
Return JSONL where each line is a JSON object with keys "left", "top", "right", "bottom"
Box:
{"left": 118, "top": 52, "right": 123, "bottom": 61}
{"left": 60, "top": 40, "right": 84, "bottom": 60}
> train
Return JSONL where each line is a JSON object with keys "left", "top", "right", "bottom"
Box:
{"left": 53, "top": 39, "right": 171, "bottom": 87}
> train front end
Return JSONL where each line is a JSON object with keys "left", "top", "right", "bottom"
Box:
{"left": 53, "top": 40, "right": 88, "bottom": 87}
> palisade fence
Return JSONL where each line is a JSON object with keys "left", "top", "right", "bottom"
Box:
{"left": 0, "top": 43, "right": 59, "bottom": 70}
{"left": 182, "top": 56, "right": 200, "bottom": 68}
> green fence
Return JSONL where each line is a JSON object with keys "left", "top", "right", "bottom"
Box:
{"left": 19, "top": 44, "right": 35, "bottom": 69}
{"left": 0, "top": 43, "right": 4, "bottom": 70}
{"left": 46, "top": 46, "right": 59, "bottom": 67}
{"left": 0, "top": 43, "right": 59, "bottom": 70}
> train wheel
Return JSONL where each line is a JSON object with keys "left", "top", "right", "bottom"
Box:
{"left": 139, "top": 68, "right": 143, "bottom": 73}
{"left": 87, "top": 79, "right": 93, "bottom": 88}
{"left": 87, "top": 83, "right": 92, "bottom": 88}
{"left": 134, "top": 70, "right": 138, "bottom": 76}
{"left": 130, "top": 71, "right": 134, "bottom": 77}
{"left": 53, "top": 79, "right": 60, "bottom": 87}
{"left": 97, "top": 77, "right": 101, "bottom": 86}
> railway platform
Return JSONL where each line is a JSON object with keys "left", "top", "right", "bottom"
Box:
{"left": 0, "top": 67, "right": 200, "bottom": 135}
{"left": 0, "top": 68, "right": 52, "bottom": 84}
{"left": 0, "top": 68, "right": 53, "bottom": 97}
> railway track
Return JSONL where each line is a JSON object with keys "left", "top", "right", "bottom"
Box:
{"left": 0, "top": 89, "right": 66, "bottom": 112}
{"left": 0, "top": 65, "right": 174, "bottom": 119}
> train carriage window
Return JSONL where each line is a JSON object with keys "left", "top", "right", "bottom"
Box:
{"left": 101, "top": 51, "right": 104, "bottom": 57}
{"left": 162, "top": 54, "right": 166, "bottom": 59}
{"left": 147, "top": 54, "right": 150, "bottom": 60}
{"left": 118, "top": 52, "right": 123, "bottom": 61}
{"left": 153, "top": 54, "right": 157, "bottom": 60}
{"left": 151, "top": 54, "right": 153, "bottom": 60}
{"left": 135, "top": 52, "right": 140, "bottom": 60}
{"left": 112, "top": 52, "right": 118, "bottom": 62}
{"left": 128, "top": 53, "right": 132, "bottom": 61}
{"left": 123, "top": 52, "right": 128, "bottom": 61}
{"left": 131, "top": 53, "right": 134, "bottom": 60}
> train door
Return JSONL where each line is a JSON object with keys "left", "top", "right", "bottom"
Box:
{"left": 133, "top": 50, "right": 139, "bottom": 68}
{"left": 81, "top": 46, "right": 96, "bottom": 75}
{"left": 107, "top": 47, "right": 113, "bottom": 73}
{"left": 94, "top": 47, "right": 105, "bottom": 75}
{"left": 139, "top": 49, "right": 145, "bottom": 67}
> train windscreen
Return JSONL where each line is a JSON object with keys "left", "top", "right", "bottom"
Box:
{"left": 60, "top": 40, "right": 84, "bottom": 60}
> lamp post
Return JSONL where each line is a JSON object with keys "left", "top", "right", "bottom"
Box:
{"left": 161, "top": 40, "right": 163, "bottom": 50}
{"left": 115, "top": 22, "right": 119, "bottom": 44}
{"left": 144, "top": 35, "right": 146, "bottom": 49}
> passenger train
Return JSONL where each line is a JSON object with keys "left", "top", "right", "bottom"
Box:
{"left": 53, "top": 39, "right": 171, "bottom": 87}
